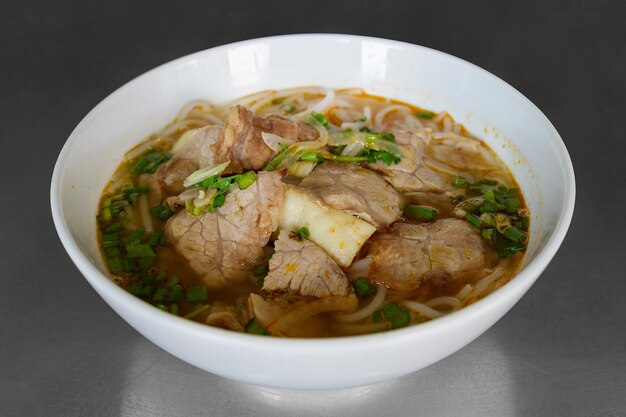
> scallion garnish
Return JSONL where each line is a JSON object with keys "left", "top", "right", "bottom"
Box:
{"left": 404, "top": 205, "right": 438, "bottom": 221}
{"left": 311, "top": 112, "right": 330, "bottom": 130}
{"left": 184, "top": 304, "right": 210, "bottom": 319}
{"left": 353, "top": 278, "right": 377, "bottom": 298}
{"left": 245, "top": 318, "right": 271, "bottom": 335}
{"left": 298, "top": 227, "right": 310, "bottom": 239}
{"left": 253, "top": 264, "right": 267, "bottom": 277}
{"left": 416, "top": 110, "right": 434, "bottom": 119}
{"left": 149, "top": 203, "right": 174, "bottom": 220}
{"left": 451, "top": 176, "right": 469, "bottom": 188}
{"left": 186, "top": 285, "right": 208, "bottom": 303}
{"left": 465, "top": 213, "right": 483, "bottom": 228}
{"left": 131, "top": 150, "right": 171, "bottom": 174}
{"left": 382, "top": 302, "right": 411, "bottom": 329}
{"left": 502, "top": 226, "right": 527, "bottom": 243}
{"left": 237, "top": 171, "right": 257, "bottom": 190}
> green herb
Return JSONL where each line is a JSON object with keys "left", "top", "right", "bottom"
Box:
{"left": 333, "top": 145, "right": 347, "bottom": 155}
{"left": 149, "top": 203, "right": 174, "bottom": 220}
{"left": 298, "top": 227, "right": 310, "bottom": 239}
{"left": 465, "top": 213, "right": 483, "bottom": 228}
{"left": 451, "top": 176, "right": 469, "bottom": 188}
{"left": 271, "top": 97, "right": 285, "bottom": 105}
{"left": 495, "top": 234, "right": 526, "bottom": 258}
{"left": 186, "top": 285, "right": 208, "bottom": 303}
{"left": 253, "top": 264, "right": 267, "bottom": 277}
{"left": 404, "top": 205, "right": 438, "bottom": 221}
{"left": 481, "top": 228, "right": 496, "bottom": 244}
{"left": 131, "top": 150, "right": 171, "bottom": 174}
{"left": 168, "top": 285, "right": 184, "bottom": 302}
{"left": 353, "top": 278, "right": 377, "bottom": 298}
{"left": 311, "top": 112, "right": 330, "bottom": 130}
{"left": 382, "top": 302, "right": 411, "bottom": 329}
{"left": 237, "top": 171, "right": 257, "bottom": 190}
{"left": 299, "top": 151, "right": 324, "bottom": 162}
{"left": 256, "top": 277, "right": 265, "bottom": 287}
{"left": 358, "top": 148, "right": 401, "bottom": 165}
{"left": 125, "top": 241, "right": 156, "bottom": 258}
{"left": 184, "top": 304, "right": 210, "bottom": 319}
{"left": 416, "top": 110, "right": 434, "bottom": 119}
{"left": 245, "top": 318, "right": 271, "bottom": 335}
{"left": 372, "top": 309, "right": 383, "bottom": 323}
{"left": 502, "top": 226, "right": 528, "bottom": 243}
{"left": 380, "top": 133, "right": 395, "bottom": 142}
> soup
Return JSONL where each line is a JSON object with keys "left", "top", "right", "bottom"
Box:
{"left": 96, "top": 87, "right": 529, "bottom": 337}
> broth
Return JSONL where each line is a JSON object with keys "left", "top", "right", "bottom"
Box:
{"left": 97, "top": 87, "right": 528, "bottom": 337}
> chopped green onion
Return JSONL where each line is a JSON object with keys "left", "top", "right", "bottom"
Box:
{"left": 212, "top": 193, "right": 226, "bottom": 210}
{"left": 332, "top": 155, "right": 369, "bottom": 163}
{"left": 311, "top": 112, "right": 330, "bottom": 130}
{"left": 139, "top": 284, "right": 155, "bottom": 300}
{"left": 237, "top": 171, "right": 257, "bottom": 190}
{"left": 353, "top": 278, "right": 377, "bottom": 298}
{"left": 380, "top": 133, "right": 395, "bottom": 142}
{"left": 149, "top": 203, "right": 174, "bottom": 220}
{"left": 502, "top": 226, "right": 528, "bottom": 243}
{"left": 186, "top": 285, "right": 208, "bottom": 303}
{"left": 164, "top": 276, "right": 179, "bottom": 288}
{"left": 372, "top": 309, "right": 383, "bottom": 323}
{"left": 299, "top": 151, "right": 323, "bottom": 162}
{"left": 245, "top": 318, "right": 271, "bottom": 335}
{"left": 416, "top": 110, "right": 434, "bottom": 119}
{"left": 131, "top": 150, "right": 171, "bottom": 174}
{"left": 170, "top": 304, "right": 179, "bottom": 315}
{"left": 184, "top": 304, "right": 210, "bottom": 319}
{"left": 481, "top": 228, "right": 496, "bottom": 243}
{"left": 298, "top": 227, "right": 310, "bottom": 239}
{"left": 382, "top": 302, "right": 411, "bottom": 329}
{"left": 104, "top": 221, "right": 123, "bottom": 233}
{"left": 125, "top": 242, "right": 156, "bottom": 258}
{"left": 495, "top": 235, "right": 526, "bottom": 258}
{"left": 271, "top": 97, "right": 285, "bottom": 105}
{"left": 404, "top": 205, "right": 438, "bottom": 221}
{"left": 168, "top": 285, "right": 184, "bottom": 302}
{"left": 153, "top": 287, "right": 168, "bottom": 302}
{"left": 451, "top": 176, "right": 469, "bottom": 188}
{"left": 465, "top": 213, "right": 483, "bottom": 228}
{"left": 332, "top": 144, "right": 347, "bottom": 155}
{"left": 506, "top": 198, "right": 521, "bottom": 213}
{"left": 256, "top": 277, "right": 265, "bottom": 287}
{"left": 127, "top": 281, "right": 143, "bottom": 296}
{"left": 107, "top": 257, "right": 123, "bottom": 273}
{"left": 253, "top": 264, "right": 267, "bottom": 277}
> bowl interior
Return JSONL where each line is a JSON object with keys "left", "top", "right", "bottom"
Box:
{"left": 51, "top": 34, "right": 574, "bottom": 388}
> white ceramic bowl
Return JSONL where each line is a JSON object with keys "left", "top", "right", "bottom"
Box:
{"left": 51, "top": 34, "right": 575, "bottom": 389}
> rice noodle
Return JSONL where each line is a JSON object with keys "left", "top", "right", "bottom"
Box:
{"left": 123, "top": 205, "right": 137, "bottom": 231}
{"left": 160, "top": 118, "right": 208, "bottom": 138}
{"left": 336, "top": 285, "right": 387, "bottom": 323}
{"left": 137, "top": 194, "right": 153, "bottom": 234}
{"left": 231, "top": 90, "right": 275, "bottom": 108}
{"left": 187, "top": 109, "right": 223, "bottom": 125}
{"left": 400, "top": 300, "right": 444, "bottom": 319}
{"left": 456, "top": 284, "right": 473, "bottom": 300}
{"left": 347, "top": 257, "right": 372, "bottom": 280}
{"left": 472, "top": 267, "right": 506, "bottom": 298}
{"left": 177, "top": 99, "right": 212, "bottom": 120}
{"left": 443, "top": 116, "right": 452, "bottom": 133}
{"left": 425, "top": 296, "right": 462, "bottom": 311}
{"left": 249, "top": 93, "right": 281, "bottom": 114}
{"left": 373, "top": 104, "right": 413, "bottom": 131}
{"left": 433, "top": 111, "right": 449, "bottom": 123}
{"left": 261, "top": 132, "right": 296, "bottom": 152}
{"left": 295, "top": 88, "right": 335, "bottom": 117}
{"left": 179, "top": 188, "right": 199, "bottom": 202}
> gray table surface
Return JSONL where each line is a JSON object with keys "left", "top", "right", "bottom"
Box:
{"left": 2, "top": 1, "right": 625, "bottom": 416}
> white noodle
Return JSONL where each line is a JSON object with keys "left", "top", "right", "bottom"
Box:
{"left": 347, "top": 257, "right": 372, "bottom": 280}
{"left": 456, "top": 284, "right": 473, "bottom": 300}
{"left": 336, "top": 286, "right": 387, "bottom": 323}
{"left": 160, "top": 118, "right": 208, "bottom": 137}
{"left": 123, "top": 205, "right": 137, "bottom": 231}
{"left": 335, "top": 322, "right": 391, "bottom": 335}
{"left": 472, "top": 267, "right": 506, "bottom": 298}
{"left": 425, "top": 296, "right": 462, "bottom": 311}
{"left": 249, "top": 93, "right": 281, "bottom": 114}
{"left": 433, "top": 111, "right": 449, "bottom": 123}
{"left": 400, "top": 300, "right": 444, "bottom": 319}
{"left": 230, "top": 90, "right": 275, "bottom": 108}
{"left": 187, "top": 109, "right": 223, "bottom": 125}
{"left": 295, "top": 88, "right": 335, "bottom": 117}
{"left": 373, "top": 104, "right": 412, "bottom": 131}
{"left": 177, "top": 99, "right": 212, "bottom": 120}
{"left": 137, "top": 194, "right": 153, "bottom": 234}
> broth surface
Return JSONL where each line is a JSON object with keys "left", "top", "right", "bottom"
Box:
{"left": 97, "top": 87, "right": 528, "bottom": 337}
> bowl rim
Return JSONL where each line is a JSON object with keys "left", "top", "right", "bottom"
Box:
{"left": 50, "top": 33, "right": 576, "bottom": 349}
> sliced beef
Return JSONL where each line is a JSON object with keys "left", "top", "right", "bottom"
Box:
{"left": 220, "top": 105, "right": 319, "bottom": 173}
{"left": 366, "top": 219, "right": 486, "bottom": 292}
{"left": 428, "top": 133, "right": 499, "bottom": 172}
{"left": 366, "top": 129, "right": 449, "bottom": 194}
{"left": 299, "top": 162, "right": 404, "bottom": 229}
{"left": 155, "top": 125, "right": 224, "bottom": 194}
{"left": 164, "top": 171, "right": 284, "bottom": 288}
{"left": 263, "top": 229, "right": 351, "bottom": 298}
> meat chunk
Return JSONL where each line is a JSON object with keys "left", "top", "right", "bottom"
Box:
{"left": 263, "top": 229, "right": 351, "bottom": 298}
{"left": 155, "top": 125, "right": 224, "bottom": 194}
{"left": 365, "top": 219, "right": 487, "bottom": 292}
{"left": 299, "top": 162, "right": 404, "bottom": 229}
{"left": 164, "top": 171, "right": 284, "bottom": 288}
{"left": 427, "top": 133, "right": 499, "bottom": 172}
{"left": 366, "top": 129, "right": 449, "bottom": 193}
{"left": 219, "top": 106, "right": 319, "bottom": 173}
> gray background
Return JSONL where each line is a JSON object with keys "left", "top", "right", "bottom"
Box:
{"left": 1, "top": 1, "right": 624, "bottom": 416}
